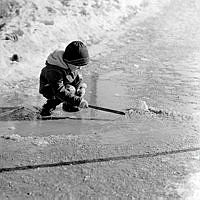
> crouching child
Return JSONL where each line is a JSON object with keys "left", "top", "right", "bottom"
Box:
{"left": 39, "top": 41, "right": 89, "bottom": 116}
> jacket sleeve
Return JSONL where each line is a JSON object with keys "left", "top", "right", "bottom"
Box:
{"left": 46, "top": 69, "right": 82, "bottom": 106}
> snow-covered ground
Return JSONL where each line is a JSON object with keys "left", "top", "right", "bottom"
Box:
{"left": 0, "top": 0, "right": 170, "bottom": 95}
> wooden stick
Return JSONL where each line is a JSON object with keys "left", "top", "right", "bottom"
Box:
{"left": 88, "top": 104, "right": 125, "bottom": 115}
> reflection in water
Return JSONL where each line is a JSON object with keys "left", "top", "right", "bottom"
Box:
{"left": 89, "top": 72, "right": 98, "bottom": 118}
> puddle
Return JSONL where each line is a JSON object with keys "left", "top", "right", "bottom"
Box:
{"left": 0, "top": 105, "right": 123, "bottom": 137}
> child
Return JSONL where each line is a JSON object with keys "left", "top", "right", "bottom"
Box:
{"left": 39, "top": 41, "right": 89, "bottom": 116}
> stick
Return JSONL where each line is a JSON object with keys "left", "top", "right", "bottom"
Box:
{"left": 88, "top": 104, "right": 125, "bottom": 115}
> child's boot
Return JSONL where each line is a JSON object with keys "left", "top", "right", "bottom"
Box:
{"left": 62, "top": 102, "right": 80, "bottom": 112}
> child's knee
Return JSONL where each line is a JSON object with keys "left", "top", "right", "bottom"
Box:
{"left": 40, "top": 84, "right": 54, "bottom": 99}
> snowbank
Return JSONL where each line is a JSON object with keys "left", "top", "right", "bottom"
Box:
{"left": 0, "top": 0, "right": 170, "bottom": 92}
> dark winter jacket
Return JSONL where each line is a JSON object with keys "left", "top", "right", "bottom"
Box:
{"left": 39, "top": 50, "right": 82, "bottom": 106}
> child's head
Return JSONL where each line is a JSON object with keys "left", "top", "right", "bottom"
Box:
{"left": 63, "top": 41, "right": 89, "bottom": 70}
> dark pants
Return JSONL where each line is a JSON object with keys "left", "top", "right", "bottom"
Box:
{"left": 40, "top": 98, "right": 62, "bottom": 116}
{"left": 41, "top": 97, "right": 80, "bottom": 116}
{"left": 42, "top": 98, "right": 62, "bottom": 111}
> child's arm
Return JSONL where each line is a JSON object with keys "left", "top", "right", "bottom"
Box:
{"left": 47, "top": 70, "right": 82, "bottom": 106}
{"left": 71, "top": 73, "right": 87, "bottom": 97}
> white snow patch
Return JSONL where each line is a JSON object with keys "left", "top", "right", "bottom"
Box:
{"left": 178, "top": 172, "right": 200, "bottom": 200}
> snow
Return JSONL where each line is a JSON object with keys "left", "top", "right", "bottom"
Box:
{"left": 0, "top": 0, "right": 170, "bottom": 95}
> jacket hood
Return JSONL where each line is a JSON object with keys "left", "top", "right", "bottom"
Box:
{"left": 46, "top": 50, "right": 69, "bottom": 70}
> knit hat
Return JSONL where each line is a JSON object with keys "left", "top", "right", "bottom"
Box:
{"left": 63, "top": 41, "right": 89, "bottom": 66}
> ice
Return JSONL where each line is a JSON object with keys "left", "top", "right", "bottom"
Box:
{"left": 138, "top": 100, "right": 149, "bottom": 111}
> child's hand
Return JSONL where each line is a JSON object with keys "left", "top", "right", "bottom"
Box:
{"left": 79, "top": 99, "right": 88, "bottom": 109}
{"left": 65, "top": 85, "right": 76, "bottom": 95}
{"left": 77, "top": 83, "right": 87, "bottom": 97}
{"left": 76, "top": 88, "right": 86, "bottom": 97}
